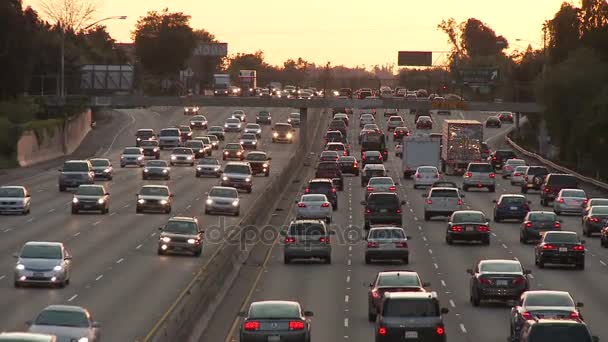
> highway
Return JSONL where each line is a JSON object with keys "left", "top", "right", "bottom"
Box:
{"left": 0, "top": 106, "right": 308, "bottom": 341}
{"left": 216, "top": 109, "right": 608, "bottom": 342}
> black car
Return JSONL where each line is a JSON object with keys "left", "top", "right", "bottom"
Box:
{"left": 499, "top": 112, "right": 515, "bottom": 123}
{"left": 362, "top": 150, "right": 383, "bottom": 167}
{"left": 362, "top": 192, "right": 405, "bottom": 229}
{"left": 540, "top": 173, "right": 578, "bottom": 206}
{"left": 328, "top": 119, "right": 347, "bottom": 136}
{"left": 375, "top": 292, "right": 448, "bottom": 342}
{"left": 392, "top": 127, "right": 409, "bottom": 141}
{"left": 368, "top": 271, "right": 428, "bottom": 322}
{"left": 520, "top": 211, "right": 562, "bottom": 244}
{"left": 515, "top": 318, "right": 598, "bottom": 342}
{"left": 305, "top": 179, "right": 338, "bottom": 209}
{"left": 338, "top": 156, "right": 359, "bottom": 176}
{"left": 489, "top": 149, "right": 517, "bottom": 169}
{"left": 239, "top": 301, "right": 313, "bottom": 342}
{"left": 481, "top": 142, "right": 491, "bottom": 160}
{"left": 485, "top": 116, "right": 502, "bottom": 128}
{"left": 445, "top": 210, "right": 490, "bottom": 245}
{"left": 431, "top": 181, "right": 458, "bottom": 189}
{"left": 135, "top": 129, "right": 156, "bottom": 146}
{"left": 361, "top": 164, "right": 387, "bottom": 187}
{"left": 493, "top": 194, "right": 531, "bottom": 222}
{"left": 256, "top": 111, "right": 272, "bottom": 125}
{"left": 468, "top": 259, "right": 531, "bottom": 306}
{"left": 535, "top": 231, "right": 586, "bottom": 269}
{"left": 157, "top": 217, "right": 203, "bottom": 256}
{"left": 245, "top": 151, "right": 271, "bottom": 176}
{"left": 139, "top": 140, "right": 160, "bottom": 159}
{"left": 521, "top": 166, "right": 549, "bottom": 193}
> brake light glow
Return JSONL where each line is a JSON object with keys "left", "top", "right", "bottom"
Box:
{"left": 457, "top": 199, "right": 463, "bottom": 205}
{"left": 554, "top": 222, "right": 561, "bottom": 228}
{"left": 542, "top": 244, "right": 556, "bottom": 250}
{"left": 395, "top": 241, "right": 408, "bottom": 248}
{"left": 319, "top": 236, "right": 330, "bottom": 243}
{"left": 512, "top": 276, "right": 526, "bottom": 285}
{"left": 321, "top": 202, "right": 330, "bottom": 208}
{"left": 366, "top": 209, "right": 371, "bottom": 214}
{"left": 570, "top": 311, "right": 580, "bottom": 319}
{"left": 396, "top": 209, "right": 402, "bottom": 214}
{"left": 284, "top": 237, "right": 296, "bottom": 244}
{"left": 244, "top": 321, "right": 260, "bottom": 330}
{"left": 590, "top": 217, "right": 599, "bottom": 223}
{"left": 372, "top": 290, "right": 380, "bottom": 298}
{"left": 514, "top": 172, "right": 521, "bottom": 177}
{"left": 558, "top": 198, "right": 565, "bottom": 203}
{"left": 436, "top": 326, "right": 445, "bottom": 335}
{"left": 367, "top": 241, "right": 378, "bottom": 248}
{"left": 477, "top": 225, "right": 489, "bottom": 232}
{"left": 521, "top": 312, "right": 533, "bottom": 320}
{"left": 389, "top": 186, "right": 396, "bottom": 191}
{"left": 305, "top": 188, "right": 310, "bottom": 193}
{"left": 343, "top": 151, "right": 348, "bottom": 156}
{"left": 426, "top": 199, "right": 432, "bottom": 205}
{"left": 289, "top": 321, "right": 305, "bottom": 330}
{"left": 416, "top": 173, "right": 422, "bottom": 178}
{"left": 572, "top": 245, "right": 585, "bottom": 251}
{"left": 465, "top": 172, "right": 473, "bottom": 178}
{"left": 583, "top": 199, "right": 589, "bottom": 205}
{"left": 367, "top": 187, "right": 374, "bottom": 192}
{"left": 378, "top": 327, "right": 387, "bottom": 336}
{"left": 451, "top": 225, "right": 463, "bottom": 232}
{"left": 525, "top": 222, "right": 532, "bottom": 228}
{"left": 434, "top": 173, "right": 439, "bottom": 178}
{"left": 331, "top": 188, "right": 337, "bottom": 193}
{"left": 479, "top": 277, "right": 492, "bottom": 285}
{"left": 489, "top": 173, "right": 496, "bottom": 179}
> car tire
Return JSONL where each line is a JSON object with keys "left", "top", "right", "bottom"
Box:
{"left": 165, "top": 207, "right": 172, "bottom": 214}
{"left": 265, "top": 172, "right": 269, "bottom": 177}
{"left": 71, "top": 208, "right": 78, "bottom": 214}
{"left": 108, "top": 176, "right": 113, "bottom": 181}
{"left": 578, "top": 262, "right": 585, "bottom": 270}
{"left": 424, "top": 212, "right": 430, "bottom": 221}
{"left": 494, "top": 216, "right": 501, "bottom": 223}
{"left": 446, "top": 235, "right": 453, "bottom": 245}
{"left": 234, "top": 210, "right": 240, "bottom": 217}
{"left": 471, "top": 290, "right": 480, "bottom": 307}
{"left": 489, "top": 186, "right": 496, "bottom": 193}
{"left": 482, "top": 237, "right": 490, "bottom": 245}
{"left": 166, "top": 176, "right": 170, "bottom": 180}
{"left": 324, "top": 256, "right": 331, "bottom": 264}
{"left": 520, "top": 233, "right": 528, "bottom": 244}
{"left": 59, "top": 185, "right": 66, "bottom": 192}
{"left": 157, "top": 248, "right": 165, "bottom": 255}
{"left": 403, "top": 256, "right": 409, "bottom": 265}
{"left": 284, "top": 256, "right": 290, "bottom": 264}
{"left": 326, "top": 217, "right": 331, "bottom": 224}
{"left": 193, "top": 250, "right": 202, "bottom": 257}
{"left": 537, "top": 257, "right": 545, "bottom": 268}
{"left": 541, "top": 199, "right": 547, "bottom": 207}
{"left": 521, "top": 187, "right": 527, "bottom": 194}
{"left": 601, "top": 238, "right": 607, "bottom": 248}
{"left": 143, "top": 176, "right": 147, "bottom": 180}
{"left": 368, "top": 311, "right": 377, "bottom": 322}
{"left": 14, "top": 281, "right": 20, "bottom": 288}
{"left": 247, "top": 188, "right": 252, "bottom": 194}
{"left": 365, "top": 255, "right": 372, "bottom": 264}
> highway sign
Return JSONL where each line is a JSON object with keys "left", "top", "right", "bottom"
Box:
{"left": 193, "top": 43, "right": 228, "bottom": 57}
{"left": 457, "top": 68, "right": 500, "bottom": 84}
{"left": 398, "top": 51, "right": 433, "bottom": 66}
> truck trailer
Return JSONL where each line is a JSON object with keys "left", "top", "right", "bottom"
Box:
{"left": 401, "top": 133, "right": 442, "bottom": 178}
{"left": 441, "top": 120, "right": 483, "bottom": 175}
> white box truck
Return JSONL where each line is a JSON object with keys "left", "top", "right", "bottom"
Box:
{"left": 401, "top": 132, "right": 442, "bottom": 178}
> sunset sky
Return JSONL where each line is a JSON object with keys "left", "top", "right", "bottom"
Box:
{"left": 24, "top": 0, "right": 567, "bottom": 67}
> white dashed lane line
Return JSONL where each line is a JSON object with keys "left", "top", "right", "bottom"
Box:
{"left": 47, "top": 208, "right": 55, "bottom": 213}
{"left": 601, "top": 260, "right": 607, "bottom": 266}
{"left": 441, "top": 280, "right": 446, "bottom": 287}
{"left": 345, "top": 295, "right": 349, "bottom": 303}
{"left": 95, "top": 275, "right": 103, "bottom": 281}
{"left": 116, "top": 258, "right": 124, "bottom": 264}
{"left": 460, "top": 324, "right": 467, "bottom": 333}
{"left": 68, "top": 294, "right": 78, "bottom": 302}
{"left": 344, "top": 318, "right": 349, "bottom": 328}
{"left": 73, "top": 232, "right": 81, "bottom": 237}
{"left": 136, "top": 244, "right": 143, "bottom": 250}
{"left": 449, "top": 299, "right": 456, "bottom": 308}
{"left": 0, "top": 275, "right": 5, "bottom": 280}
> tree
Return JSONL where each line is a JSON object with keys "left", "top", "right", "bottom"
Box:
{"left": 37, "top": 0, "right": 99, "bottom": 30}
{"left": 190, "top": 29, "right": 223, "bottom": 87}
{"left": 460, "top": 18, "right": 509, "bottom": 58}
{"left": 133, "top": 8, "right": 196, "bottom": 76}
{"left": 282, "top": 57, "right": 309, "bottom": 86}
{"left": 545, "top": 3, "right": 581, "bottom": 65}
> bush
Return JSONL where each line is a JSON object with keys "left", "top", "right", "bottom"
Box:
{"left": 0, "top": 97, "right": 42, "bottom": 124}
{"left": 21, "top": 118, "right": 63, "bottom": 145}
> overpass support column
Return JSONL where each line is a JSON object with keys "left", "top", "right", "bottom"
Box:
{"left": 299, "top": 107, "right": 308, "bottom": 149}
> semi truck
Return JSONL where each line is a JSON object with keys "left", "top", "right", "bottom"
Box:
{"left": 441, "top": 119, "right": 484, "bottom": 175}
{"left": 401, "top": 132, "right": 442, "bottom": 178}
{"left": 238, "top": 70, "right": 257, "bottom": 96}
{"left": 213, "top": 74, "right": 231, "bottom": 96}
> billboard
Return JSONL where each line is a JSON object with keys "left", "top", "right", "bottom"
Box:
{"left": 398, "top": 51, "right": 433, "bottom": 66}
{"left": 193, "top": 43, "right": 228, "bottom": 57}
{"left": 80, "top": 65, "right": 134, "bottom": 91}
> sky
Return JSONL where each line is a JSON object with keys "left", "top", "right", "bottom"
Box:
{"left": 23, "top": 0, "right": 568, "bottom": 67}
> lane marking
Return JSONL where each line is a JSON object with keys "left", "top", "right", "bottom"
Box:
{"left": 441, "top": 280, "right": 446, "bottom": 287}
{"left": 68, "top": 294, "right": 78, "bottom": 302}
{"left": 347, "top": 259, "right": 351, "bottom": 266}
{"left": 110, "top": 212, "right": 116, "bottom": 216}
{"left": 344, "top": 318, "right": 349, "bottom": 328}
{"left": 502, "top": 243, "right": 508, "bottom": 249}
{"left": 104, "top": 112, "right": 136, "bottom": 156}
{"left": 601, "top": 260, "right": 607, "bottom": 267}
{"left": 26, "top": 218, "right": 34, "bottom": 223}
{"left": 73, "top": 232, "right": 81, "bottom": 237}
{"left": 92, "top": 220, "right": 101, "bottom": 226}
{"left": 449, "top": 299, "right": 456, "bottom": 308}
{"left": 136, "top": 244, "right": 143, "bottom": 250}
{"left": 345, "top": 295, "right": 349, "bottom": 303}
{"left": 0, "top": 275, "right": 5, "bottom": 280}
{"left": 460, "top": 324, "right": 467, "bottom": 333}
{"left": 346, "top": 276, "right": 350, "bottom": 283}
{"left": 116, "top": 258, "right": 124, "bottom": 264}
{"left": 95, "top": 275, "right": 103, "bottom": 281}
{"left": 433, "top": 263, "right": 439, "bottom": 269}
{"left": 428, "top": 249, "right": 433, "bottom": 254}
{"left": 47, "top": 208, "right": 55, "bottom": 213}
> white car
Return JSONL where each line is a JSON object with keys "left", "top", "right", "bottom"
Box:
{"left": 224, "top": 118, "right": 242, "bottom": 132}
{"left": 554, "top": 189, "right": 588, "bottom": 215}
{"left": 295, "top": 194, "right": 332, "bottom": 223}
{"left": 386, "top": 116, "right": 404, "bottom": 131}
{"left": 413, "top": 166, "right": 441, "bottom": 189}
{"left": 170, "top": 147, "right": 195, "bottom": 166}
{"left": 120, "top": 147, "right": 145, "bottom": 167}
{"left": 502, "top": 159, "right": 527, "bottom": 179}
{"left": 232, "top": 110, "right": 247, "bottom": 122}
{"left": 0, "top": 186, "right": 31, "bottom": 215}
{"left": 244, "top": 123, "right": 262, "bottom": 138}
{"left": 360, "top": 114, "right": 375, "bottom": 128}
{"left": 511, "top": 166, "right": 529, "bottom": 186}
{"left": 423, "top": 187, "right": 464, "bottom": 221}
{"left": 365, "top": 177, "right": 397, "bottom": 200}
{"left": 395, "top": 144, "right": 402, "bottom": 157}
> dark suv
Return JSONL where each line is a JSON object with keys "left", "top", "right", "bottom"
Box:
{"left": 375, "top": 292, "right": 449, "bottom": 342}
{"left": 521, "top": 166, "right": 549, "bottom": 193}
{"left": 58, "top": 160, "right": 94, "bottom": 192}
{"left": 515, "top": 318, "right": 598, "bottom": 342}
{"left": 328, "top": 119, "right": 347, "bottom": 136}
{"left": 540, "top": 174, "right": 578, "bottom": 206}
{"left": 489, "top": 149, "right": 517, "bottom": 169}
{"left": 305, "top": 179, "right": 338, "bottom": 209}
{"left": 362, "top": 192, "right": 405, "bottom": 230}
{"left": 315, "top": 161, "right": 344, "bottom": 191}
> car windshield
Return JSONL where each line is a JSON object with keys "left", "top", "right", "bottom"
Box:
{"left": 326, "top": 132, "right": 342, "bottom": 140}
{"left": 327, "top": 144, "right": 344, "bottom": 150}
{"left": 289, "top": 113, "right": 300, "bottom": 118}
{"left": 453, "top": 212, "right": 485, "bottom": 223}
{"left": 369, "top": 178, "right": 393, "bottom": 185}
{"left": 365, "top": 152, "right": 381, "bottom": 157}
{"left": 0, "top": 188, "right": 25, "bottom": 197}
{"left": 389, "top": 117, "right": 403, "bottom": 122}
{"left": 544, "top": 233, "right": 579, "bottom": 244}
{"left": 165, "top": 221, "right": 198, "bottom": 235}
{"left": 76, "top": 186, "right": 104, "bottom": 196}
{"left": 338, "top": 157, "right": 355, "bottom": 162}
{"left": 140, "top": 187, "right": 169, "bottom": 196}
{"left": 419, "top": 167, "right": 437, "bottom": 173}
{"left": 246, "top": 124, "right": 260, "bottom": 129}
{"left": 139, "top": 140, "right": 158, "bottom": 147}
{"left": 224, "top": 165, "right": 250, "bottom": 174}
{"left": 361, "top": 115, "right": 374, "bottom": 120}
{"left": 562, "top": 190, "right": 586, "bottom": 198}
{"left": 506, "top": 159, "right": 525, "bottom": 166}
{"left": 242, "top": 134, "right": 256, "bottom": 140}
{"left": 146, "top": 161, "right": 168, "bottom": 167}
{"left": 369, "top": 229, "right": 405, "bottom": 239}
{"left": 179, "top": 126, "right": 191, "bottom": 132}
{"left": 172, "top": 148, "right": 192, "bottom": 154}
{"left": 198, "top": 158, "right": 219, "bottom": 165}
{"left": 275, "top": 125, "right": 291, "bottom": 132}
{"left": 225, "top": 144, "right": 241, "bottom": 150}
{"left": 591, "top": 206, "right": 608, "bottom": 214}
{"left": 246, "top": 153, "right": 268, "bottom": 161}
{"left": 496, "top": 150, "right": 516, "bottom": 158}
{"left": 90, "top": 159, "right": 109, "bottom": 167}
{"left": 528, "top": 167, "right": 549, "bottom": 175}
{"left": 192, "top": 115, "right": 206, "bottom": 121}
{"left": 160, "top": 129, "right": 179, "bottom": 136}
{"left": 368, "top": 194, "right": 399, "bottom": 206}
{"left": 433, "top": 182, "right": 457, "bottom": 188}
{"left": 528, "top": 325, "right": 592, "bottom": 342}
{"left": 249, "top": 303, "right": 300, "bottom": 319}
{"left": 185, "top": 141, "right": 203, "bottom": 148}
{"left": 123, "top": 148, "right": 141, "bottom": 154}
{"left": 501, "top": 196, "right": 526, "bottom": 205}
{"left": 377, "top": 274, "right": 421, "bottom": 287}
{"left": 480, "top": 262, "right": 522, "bottom": 273}
{"left": 468, "top": 164, "right": 493, "bottom": 172}
{"left": 549, "top": 175, "right": 578, "bottom": 186}
{"left": 302, "top": 195, "right": 327, "bottom": 202}
{"left": 21, "top": 245, "right": 61, "bottom": 259}
{"left": 383, "top": 299, "right": 439, "bottom": 317}
{"left": 258, "top": 111, "right": 270, "bottom": 117}
{"left": 137, "top": 130, "right": 154, "bottom": 137}
{"left": 529, "top": 213, "right": 557, "bottom": 222}
{"left": 590, "top": 199, "right": 608, "bottom": 206}
{"left": 233, "top": 110, "right": 244, "bottom": 115}
{"left": 515, "top": 166, "right": 529, "bottom": 172}
{"left": 289, "top": 223, "right": 326, "bottom": 236}
{"left": 34, "top": 310, "right": 89, "bottom": 328}
{"left": 63, "top": 162, "right": 89, "bottom": 172}
{"left": 226, "top": 118, "right": 240, "bottom": 124}
{"left": 430, "top": 190, "right": 458, "bottom": 198}
{"left": 525, "top": 293, "right": 574, "bottom": 307}
{"left": 317, "top": 163, "right": 338, "bottom": 170}
{"left": 210, "top": 188, "right": 237, "bottom": 198}
{"left": 308, "top": 182, "right": 331, "bottom": 191}
{"left": 321, "top": 151, "right": 338, "bottom": 157}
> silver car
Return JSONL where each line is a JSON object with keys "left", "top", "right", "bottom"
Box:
{"left": 554, "top": 189, "right": 588, "bottom": 215}
{"left": 244, "top": 123, "right": 262, "bottom": 138}
{"left": 14, "top": 242, "right": 72, "bottom": 288}
{"left": 232, "top": 110, "right": 247, "bottom": 122}
{"left": 143, "top": 160, "right": 171, "bottom": 180}
{"left": 423, "top": 187, "right": 464, "bottom": 221}
{"left": 120, "top": 147, "right": 145, "bottom": 167}
{"left": 511, "top": 165, "right": 529, "bottom": 186}
{"left": 28, "top": 305, "right": 100, "bottom": 342}
{"left": 158, "top": 128, "right": 181, "bottom": 149}
{"left": 89, "top": 158, "right": 113, "bottom": 180}
{"left": 282, "top": 220, "right": 334, "bottom": 264}
{"left": 205, "top": 186, "right": 240, "bottom": 216}
{"left": 288, "top": 112, "right": 301, "bottom": 127}
{"left": 413, "top": 166, "right": 441, "bottom": 189}
{"left": 387, "top": 116, "right": 404, "bottom": 131}
{"left": 0, "top": 186, "right": 31, "bottom": 215}
{"left": 224, "top": 118, "right": 242, "bottom": 132}
{"left": 136, "top": 185, "right": 173, "bottom": 214}
{"left": 384, "top": 108, "right": 399, "bottom": 117}
{"left": 365, "top": 227, "right": 410, "bottom": 264}
{"left": 71, "top": 185, "right": 110, "bottom": 214}
{"left": 502, "top": 159, "right": 527, "bottom": 179}
{"left": 360, "top": 114, "right": 375, "bottom": 127}
{"left": 196, "top": 157, "right": 221, "bottom": 178}
{"left": 295, "top": 194, "right": 332, "bottom": 223}
{"left": 209, "top": 126, "right": 226, "bottom": 141}
{"left": 170, "top": 147, "right": 195, "bottom": 166}
{"left": 189, "top": 115, "right": 208, "bottom": 129}
{"left": 463, "top": 162, "right": 496, "bottom": 192}
{"left": 365, "top": 177, "right": 397, "bottom": 199}
{"left": 239, "top": 133, "right": 258, "bottom": 150}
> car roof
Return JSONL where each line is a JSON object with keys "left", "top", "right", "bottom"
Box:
{"left": 250, "top": 300, "right": 300, "bottom": 308}
{"left": 141, "top": 185, "right": 169, "bottom": 189}
{"left": 225, "top": 161, "right": 250, "bottom": 166}
{"left": 545, "top": 230, "right": 577, "bottom": 236}
{"left": 247, "top": 151, "right": 267, "bottom": 155}
{"left": 369, "top": 177, "right": 393, "bottom": 181}
{"left": 364, "top": 164, "right": 385, "bottom": 169}
{"left": 211, "top": 186, "right": 237, "bottom": 191}
{"left": 89, "top": 158, "right": 110, "bottom": 162}
{"left": 291, "top": 219, "right": 326, "bottom": 224}
{"left": 430, "top": 187, "right": 459, "bottom": 191}
{"left": 309, "top": 178, "right": 333, "bottom": 183}
{"left": 369, "top": 227, "right": 405, "bottom": 232}
{"left": 453, "top": 210, "right": 484, "bottom": 215}
{"left": 0, "top": 186, "right": 26, "bottom": 190}
{"left": 64, "top": 160, "right": 89, "bottom": 163}
{"left": 523, "top": 290, "right": 571, "bottom": 298}
{"left": 385, "top": 292, "right": 437, "bottom": 300}
{"left": 499, "top": 194, "right": 526, "bottom": 199}
{"left": 42, "top": 305, "right": 88, "bottom": 313}
{"left": 168, "top": 216, "right": 197, "bottom": 223}
{"left": 479, "top": 259, "right": 521, "bottom": 265}
{"left": 528, "top": 318, "right": 587, "bottom": 326}
{"left": 378, "top": 270, "right": 419, "bottom": 277}
{"left": 0, "top": 332, "right": 56, "bottom": 341}
{"left": 24, "top": 241, "right": 62, "bottom": 248}
{"left": 77, "top": 184, "right": 104, "bottom": 189}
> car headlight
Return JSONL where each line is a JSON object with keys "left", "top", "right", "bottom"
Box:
{"left": 212, "top": 142, "right": 217, "bottom": 146}
{"left": 137, "top": 156, "right": 144, "bottom": 160}
{"left": 72, "top": 197, "right": 79, "bottom": 204}
{"left": 199, "top": 149, "right": 204, "bottom": 153}
{"left": 237, "top": 151, "right": 242, "bottom": 155}
{"left": 103, "top": 168, "right": 111, "bottom": 173}
{"left": 143, "top": 169, "right": 149, "bottom": 172}
{"left": 245, "top": 177, "right": 251, "bottom": 182}
{"left": 162, "top": 169, "right": 168, "bottom": 173}
{"left": 171, "top": 155, "right": 177, "bottom": 160}
{"left": 16, "top": 264, "right": 25, "bottom": 270}
{"left": 222, "top": 176, "right": 228, "bottom": 181}
{"left": 197, "top": 167, "right": 202, "bottom": 171}
{"left": 161, "top": 237, "right": 171, "bottom": 243}
{"left": 187, "top": 156, "right": 193, "bottom": 160}
{"left": 287, "top": 133, "right": 293, "bottom": 139}
{"left": 97, "top": 198, "right": 105, "bottom": 204}
{"left": 120, "top": 155, "right": 125, "bottom": 159}
{"left": 262, "top": 163, "right": 268, "bottom": 167}
{"left": 153, "top": 148, "right": 159, "bottom": 152}
{"left": 53, "top": 265, "right": 63, "bottom": 271}
{"left": 137, "top": 199, "right": 145, "bottom": 204}
{"left": 273, "top": 132, "right": 279, "bottom": 137}
{"left": 160, "top": 199, "right": 168, "bottom": 205}
{"left": 206, "top": 199, "right": 213, "bottom": 205}
{"left": 252, "top": 141, "right": 256, "bottom": 145}
{"left": 137, "top": 137, "right": 141, "bottom": 141}
{"left": 78, "top": 337, "right": 89, "bottom": 342}
{"left": 224, "top": 124, "right": 229, "bottom": 127}
{"left": 232, "top": 200, "right": 239, "bottom": 207}
{"left": 240, "top": 141, "right": 244, "bottom": 144}
{"left": 187, "top": 238, "right": 198, "bottom": 244}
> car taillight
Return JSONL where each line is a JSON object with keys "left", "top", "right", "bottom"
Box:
{"left": 524, "top": 176, "right": 529, "bottom": 181}
{"left": 521, "top": 312, "right": 533, "bottom": 320}
{"left": 244, "top": 321, "right": 260, "bottom": 330}
{"left": 393, "top": 132, "right": 397, "bottom": 136}
{"left": 457, "top": 199, "right": 463, "bottom": 205}
{"left": 542, "top": 244, "right": 556, "bottom": 250}
{"left": 395, "top": 241, "right": 408, "bottom": 248}
{"left": 465, "top": 172, "right": 472, "bottom": 178}
{"left": 343, "top": 151, "right": 347, "bottom": 156}
{"left": 305, "top": 188, "right": 310, "bottom": 193}
{"left": 396, "top": 209, "right": 402, "bottom": 213}
{"left": 544, "top": 188, "right": 550, "bottom": 193}
{"left": 367, "top": 187, "right": 374, "bottom": 192}
{"left": 590, "top": 217, "right": 600, "bottom": 223}
{"left": 378, "top": 327, "right": 387, "bottom": 336}
{"left": 512, "top": 276, "right": 526, "bottom": 285}
{"left": 434, "top": 173, "right": 439, "bottom": 178}
{"left": 319, "top": 236, "right": 330, "bottom": 243}
{"left": 321, "top": 202, "right": 330, "bottom": 208}
{"left": 366, "top": 209, "right": 371, "bottom": 214}
{"left": 284, "top": 237, "right": 296, "bottom": 244}
{"left": 572, "top": 245, "right": 585, "bottom": 251}
{"left": 331, "top": 188, "right": 337, "bottom": 193}
{"left": 583, "top": 199, "right": 589, "bottom": 205}
{"left": 492, "top": 156, "right": 497, "bottom": 160}
{"left": 558, "top": 198, "right": 565, "bottom": 203}
{"left": 525, "top": 222, "right": 532, "bottom": 228}
{"left": 289, "top": 321, "right": 305, "bottom": 330}
{"left": 477, "top": 225, "right": 489, "bottom": 232}
{"left": 479, "top": 277, "right": 492, "bottom": 285}
{"left": 416, "top": 173, "right": 422, "bottom": 178}
{"left": 554, "top": 222, "right": 561, "bottom": 228}
{"left": 436, "top": 326, "right": 445, "bottom": 336}
{"left": 451, "top": 225, "right": 463, "bottom": 232}
{"left": 489, "top": 173, "right": 496, "bottom": 178}
{"left": 426, "top": 199, "right": 432, "bottom": 205}
{"left": 224, "top": 151, "right": 229, "bottom": 155}
{"left": 367, "top": 241, "right": 378, "bottom": 248}
{"left": 372, "top": 290, "right": 380, "bottom": 298}
{"left": 389, "top": 186, "right": 396, "bottom": 191}
{"left": 570, "top": 311, "right": 580, "bottom": 319}
{"left": 298, "top": 203, "right": 306, "bottom": 208}
{"left": 514, "top": 172, "right": 521, "bottom": 177}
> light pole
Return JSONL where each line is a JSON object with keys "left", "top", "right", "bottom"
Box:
{"left": 60, "top": 15, "right": 127, "bottom": 99}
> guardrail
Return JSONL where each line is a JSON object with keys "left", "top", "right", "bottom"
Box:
{"left": 506, "top": 136, "right": 608, "bottom": 191}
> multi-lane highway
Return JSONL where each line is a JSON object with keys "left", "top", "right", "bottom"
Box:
{"left": 0, "top": 106, "right": 309, "bottom": 341}
{"left": 215, "top": 109, "right": 608, "bottom": 342}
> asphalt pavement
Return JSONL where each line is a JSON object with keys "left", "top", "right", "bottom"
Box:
{"left": 0, "top": 106, "right": 307, "bottom": 341}
{"left": 220, "top": 109, "right": 608, "bottom": 342}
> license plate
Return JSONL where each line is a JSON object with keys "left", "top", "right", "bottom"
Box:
{"left": 83, "top": 205, "right": 92, "bottom": 209}
{"left": 267, "top": 336, "right": 280, "bottom": 342}
{"left": 510, "top": 206, "right": 518, "bottom": 210}
{"left": 559, "top": 247, "right": 568, "bottom": 252}
{"left": 466, "top": 226, "right": 474, "bottom": 231}
{"left": 380, "top": 209, "right": 388, "bottom": 213}
{"left": 405, "top": 331, "right": 418, "bottom": 339}
{"left": 497, "top": 280, "right": 508, "bottom": 286}
{"left": 33, "top": 272, "right": 44, "bottom": 277}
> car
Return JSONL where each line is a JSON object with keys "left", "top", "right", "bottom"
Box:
{"left": 224, "top": 117, "right": 242, "bottom": 132}
{"left": 286, "top": 112, "right": 301, "bottom": 127}
{"left": 0, "top": 186, "right": 31, "bottom": 215}
{"left": 383, "top": 108, "right": 399, "bottom": 117}
{"left": 485, "top": 116, "right": 502, "bottom": 128}
{"left": 120, "top": 147, "right": 145, "bottom": 167}
{"left": 239, "top": 133, "right": 258, "bottom": 150}
{"left": 189, "top": 115, "right": 208, "bottom": 129}
{"left": 195, "top": 157, "right": 221, "bottom": 178}
{"left": 282, "top": 219, "right": 334, "bottom": 264}
{"left": 244, "top": 123, "right": 262, "bottom": 138}
{"left": 375, "top": 292, "right": 449, "bottom": 342}
{"left": 0, "top": 332, "right": 57, "bottom": 342}
{"left": 414, "top": 166, "right": 442, "bottom": 189}
{"left": 362, "top": 192, "right": 405, "bottom": 229}
{"left": 14, "top": 242, "right": 72, "bottom": 288}
{"left": 362, "top": 150, "right": 383, "bottom": 166}
{"left": 423, "top": 187, "right": 464, "bottom": 221}
{"left": 325, "top": 130, "right": 345, "bottom": 144}
{"left": 239, "top": 300, "right": 313, "bottom": 342}
{"left": 178, "top": 125, "right": 193, "bottom": 141}
{"left": 553, "top": 188, "right": 587, "bottom": 215}
{"left": 169, "top": 147, "right": 195, "bottom": 166}
{"left": 222, "top": 143, "right": 245, "bottom": 161}
{"left": 58, "top": 160, "right": 94, "bottom": 192}
{"left": 305, "top": 179, "right": 338, "bottom": 209}
{"left": 27, "top": 305, "right": 100, "bottom": 342}
{"left": 366, "top": 177, "right": 397, "bottom": 200}
{"left": 520, "top": 211, "right": 562, "bottom": 244}
{"left": 205, "top": 134, "right": 221, "bottom": 149}
{"left": 358, "top": 89, "right": 373, "bottom": 99}
{"left": 361, "top": 164, "right": 388, "bottom": 186}
{"left": 205, "top": 186, "right": 240, "bottom": 216}
{"left": 414, "top": 109, "right": 430, "bottom": 121}
{"left": 359, "top": 114, "right": 375, "bottom": 128}
{"left": 295, "top": 194, "right": 332, "bottom": 223}
{"left": 272, "top": 123, "right": 295, "bottom": 143}
{"left": 386, "top": 116, "right": 404, "bottom": 131}
{"left": 582, "top": 205, "right": 608, "bottom": 237}
{"left": 135, "top": 128, "right": 156, "bottom": 146}
{"left": 510, "top": 290, "right": 584, "bottom": 339}
{"left": 362, "top": 123, "right": 381, "bottom": 132}
{"left": 232, "top": 109, "right": 247, "bottom": 122}
{"left": 139, "top": 139, "right": 161, "bottom": 159}
{"left": 431, "top": 181, "right": 459, "bottom": 189}
{"left": 221, "top": 162, "right": 253, "bottom": 193}
{"left": 338, "top": 156, "right": 359, "bottom": 175}
{"left": 468, "top": 259, "right": 531, "bottom": 306}
{"left": 511, "top": 166, "right": 530, "bottom": 186}
{"left": 489, "top": 149, "right": 517, "bottom": 169}
{"left": 157, "top": 217, "right": 203, "bottom": 256}
{"left": 392, "top": 126, "right": 409, "bottom": 141}
{"left": 158, "top": 128, "right": 182, "bottom": 149}
{"left": 415, "top": 116, "right": 433, "bottom": 129}
{"left": 325, "top": 142, "right": 348, "bottom": 156}
{"left": 493, "top": 194, "right": 531, "bottom": 222}
{"left": 395, "top": 144, "right": 402, "bottom": 157}
{"left": 256, "top": 111, "right": 272, "bottom": 125}
{"left": 445, "top": 210, "right": 490, "bottom": 245}
{"left": 319, "top": 150, "right": 339, "bottom": 162}
{"left": 521, "top": 166, "right": 549, "bottom": 193}
{"left": 503, "top": 159, "right": 527, "bottom": 179}
{"left": 208, "top": 126, "right": 226, "bottom": 141}
{"left": 245, "top": 151, "right": 271, "bottom": 176}
{"left": 71, "top": 185, "right": 109, "bottom": 214}
{"left": 515, "top": 318, "right": 598, "bottom": 342}
{"left": 481, "top": 142, "right": 491, "bottom": 160}
{"left": 184, "top": 106, "right": 199, "bottom": 115}
{"left": 136, "top": 185, "right": 173, "bottom": 214}
{"left": 143, "top": 160, "right": 171, "bottom": 180}
{"left": 499, "top": 111, "right": 515, "bottom": 122}
{"left": 535, "top": 231, "right": 586, "bottom": 269}
{"left": 365, "top": 227, "right": 410, "bottom": 264}
{"left": 367, "top": 270, "right": 428, "bottom": 321}
{"left": 333, "top": 113, "right": 349, "bottom": 126}
{"left": 462, "top": 162, "right": 496, "bottom": 192}
{"left": 582, "top": 198, "right": 608, "bottom": 217}
{"left": 184, "top": 140, "right": 210, "bottom": 158}
{"left": 314, "top": 161, "right": 343, "bottom": 191}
